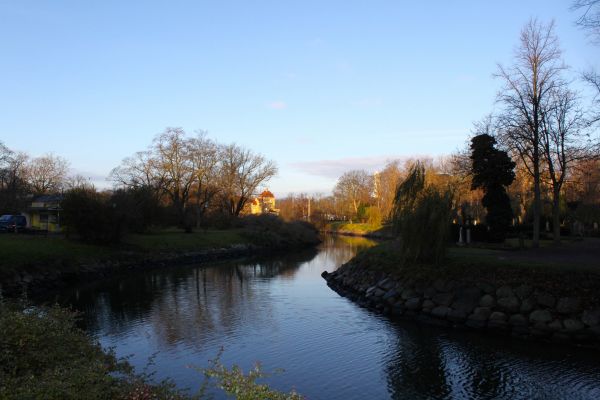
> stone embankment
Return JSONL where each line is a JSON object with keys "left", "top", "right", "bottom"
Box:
{"left": 2, "top": 244, "right": 260, "bottom": 297}
{"left": 322, "top": 261, "right": 600, "bottom": 348}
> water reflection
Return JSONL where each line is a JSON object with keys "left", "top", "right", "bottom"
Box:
{"left": 51, "top": 236, "right": 600, "bottom": 400}
{"left": 384, "top": 321, "right": 600, "bottom": 400}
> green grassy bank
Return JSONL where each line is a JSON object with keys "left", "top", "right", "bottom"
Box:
{"left": 0, "top": 217, "right": 320, "bottom": 296}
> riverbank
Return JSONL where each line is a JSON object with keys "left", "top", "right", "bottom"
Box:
{"left": 0, "top": 221, "right": 320, "bottom": 297}
{"left": 0, "top": 301, "right": 303, "bottom": 400}
{"left": 321, "top": 222, "right": 393, "bottom": 239}
{"left": 322, "top": 240, "right": 600, "bottom": 349}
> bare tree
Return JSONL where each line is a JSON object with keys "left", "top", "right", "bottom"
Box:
{"left": 333, "top": 170, "right": 373, "bottom": 218}
{"left": 573, "top": 0, "right": 600, "bottom": 42}
{"left": 0, "top": 143, "right": 29, "bottom": 213}
{"left": 573, "top": 1, "right": 600, "bottom": 123}
{"left": 218, "top": 143, "right": 278, "bottom": 216}
{"left": 375, "top": 161, "right": 403, "bottom": 220}
{"left": 496, "top": 19, "right": 565, "bottom": 247}
{"left": 25, "top": 153, "right": 69, "bottom": 194}
{"left": 65, "top": 174, "right": 96, "bottom": 191}
{"left": 541, "top": 88, "right": 595, "bottom": 242}
{"left": 188, "top": 132, "right": 221, "bottom": 226}
{"left": 152, "top": 128, "right": 197, "bottom": 227}
{"left": 110, "top": 150, "right": 163, "bottom": 190}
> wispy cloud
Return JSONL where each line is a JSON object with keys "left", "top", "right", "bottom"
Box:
{"left": 290, "top": 155, "right": 417, "bottom": 179}
{"left": 267, "top": 101, "right": 287, "bottom": 110}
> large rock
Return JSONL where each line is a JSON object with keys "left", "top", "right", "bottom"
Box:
{"left": 422, "top": 299, "right": 435, "bottom": 310}
{"left": 477, "top": 281, "right": 496, "bottom": 294}
{"left": 496, "top": 285, "right": 514, "bottom": 299}
{"left": 479, "top": 294, "right": 495, "bottom": 308}
{"left": 466, "top": 308, "right": 489, "bottom": 329}
{"left": 451, "top": 287, "right": 482, "bottom": 314}
{"left": 563, "top": 319, "right": 585, "bottom": 332}
{"left": 469, "top": 307, "right": 492, "bottom": 322}
{"left": 582, "top": 309, "right": 600, "bottom": 327}
{"left": 514, "top": 285, "right": 533, "bottom": 300}
{"left": 404, "top": 297, "right": 422, "bottom": 311}
{"left": 537, "top": 292, "right": 556, "bottom": 308}
{"left": 490, "top": 311, "right": 508, "bottom": 322}
{"left": 530, "top": 309, "right": 553, "bottom": 324}
{"left": 377, "top": 277, "right": 395, "bottom": 291}
{"left": 423, "top": 287, "right": 437, "bottom": 299}
{"left": 556, "top": 297, "right": 582, "bottom": 315}
{"left": 432, "top": 292, "right": 454, "bottom": 306}
{"left": 431, "top": 306, "right": 451, "bottom": 319}
{"left": 548, "top": 319, "right": 563, "bottom": 331}
{"left": 488, "top": 312, "right": 508, "bottom": 329}
{"left": 497, "top": 296, "right": 520, "bottom": 313}
{"left": 382, "top": 289, "right": 399, "bottom": 301}
{"left": 509, "top": 314, "right": 528, "bottom": 326}
{"left": 520, "top": 298, "right": 537, "bottom": 314}
{"left": 433, "top": 279, "right": 448, "bottom": 292}
{"left": 447, "top": 309, "right": 468, "bottom": 322}
{"left": 401, "top": 288, "right": 417, "bottom": 300}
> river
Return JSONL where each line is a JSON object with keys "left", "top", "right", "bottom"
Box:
{"left": 54, "top": 235, "right": 600, "bottom": 399}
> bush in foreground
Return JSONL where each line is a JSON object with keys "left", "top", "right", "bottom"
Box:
{"left": 0, "top": 300, "right": 303, "bottom": 400}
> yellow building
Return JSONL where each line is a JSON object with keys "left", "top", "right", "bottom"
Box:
{"left": 249, "top": 190, "right": 279, "bottom": 215}
{"left": 24, "top": 195, "right": 63, "bottom": 232}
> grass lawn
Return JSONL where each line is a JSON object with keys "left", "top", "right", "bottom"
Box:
{"left": 0, "top": 234, "right": 111, "bottom": 276}
{"left": 0, "top": 229, "right": 251, "bottom": 275}
{"left": 349, "top": 237, "right": 600, "bottom": 301}
{"left": 353, "top": 237, "right": 600, "bottom": 277}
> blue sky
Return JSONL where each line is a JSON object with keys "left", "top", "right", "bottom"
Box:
{"left": 1, "top": 1, "right": 598, "bottom": 195}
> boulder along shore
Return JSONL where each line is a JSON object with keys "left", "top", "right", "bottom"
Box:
{"left": 322, "top": 259, "right": 600, "bottom": 349}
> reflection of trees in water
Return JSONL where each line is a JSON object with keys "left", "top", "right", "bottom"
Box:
{"left": 319, "top": 235, "right": 378, "bottom": 269}
{"left": 62, "top": 248, "right": 319, "bottom": 350}
{"left": 384, "top": 322, "right": 600, "bottom": 399}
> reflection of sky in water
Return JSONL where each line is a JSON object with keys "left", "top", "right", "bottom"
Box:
{"left": 58, "top": 236, "right": 600, "bottom": 400}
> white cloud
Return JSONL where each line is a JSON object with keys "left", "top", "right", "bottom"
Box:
{"left": 267, "top": 101, "right": 287, "bottom": 110}
{"left": 290, "top": 155, "right": 413, "bottom": 179}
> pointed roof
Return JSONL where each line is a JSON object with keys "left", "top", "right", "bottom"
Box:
{"left": 259, "top": 189, "right": 275, "bottom": 198}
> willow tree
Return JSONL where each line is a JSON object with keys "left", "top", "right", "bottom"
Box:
{"left": 391, "top": 162, "right": 453, "bottom": 265}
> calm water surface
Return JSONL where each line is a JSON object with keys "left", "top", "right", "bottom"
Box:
{"left": 56, "top": 236, "right": 600, "bottom": 399}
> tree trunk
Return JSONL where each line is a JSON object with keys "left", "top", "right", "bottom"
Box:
{"left": 532, "top": 147, "right": 541, "bottom": 248}
{"left": 552, "top": 187, "right": 561, "bottom": 244}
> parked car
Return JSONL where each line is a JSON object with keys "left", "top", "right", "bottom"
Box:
{"left": 0, "top": 215, "right": 27, "bottom": 232}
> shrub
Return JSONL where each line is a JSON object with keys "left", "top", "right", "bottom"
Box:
{"left": 391, "top": 162, "right": 453, "bottom": 265}
{"left": 201, "top": 352, "right": 303, "bottom": 400}
{"left": 0, "top": 300, "right": 304, "bottom": 400}
{"left": 240, "top": 214, "right": 319, "bottom": 248}
{"left": 0, "top": 300, "right": 186, "bottom": 399}
{"left": 61, "top": 188, "right": 120, "bottom": 244}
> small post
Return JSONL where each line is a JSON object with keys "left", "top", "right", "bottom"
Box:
{"left": 466, "top": 218, "right": 471, "bottom": 245}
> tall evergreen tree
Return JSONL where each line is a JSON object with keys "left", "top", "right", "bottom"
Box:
{"left": 470, "top": 134, "right": 516, "bottom": 242}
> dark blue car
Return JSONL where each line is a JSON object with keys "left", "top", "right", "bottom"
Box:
{"left": 0, "top": 215, "right": 27, "bottom": 232}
